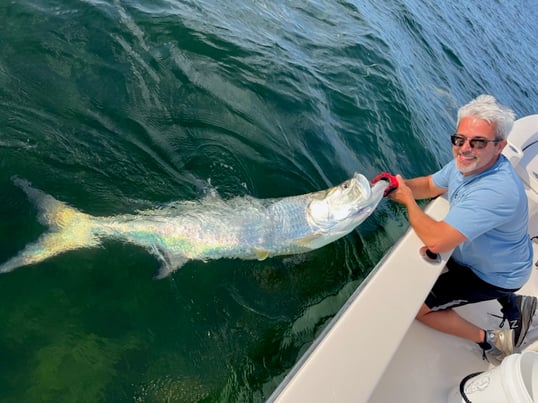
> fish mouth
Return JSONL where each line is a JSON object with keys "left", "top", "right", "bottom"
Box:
{"left": 368, "top": 180, "right": 387, "bottom": 204}
{"left": 344, "top": 173, "right": 371, "bottom": 202}
{"left": 307, "top": 173, "right": 384, "bottom": 227}
{"left": 348, "top": 179, "right": 385, "bottom": 218}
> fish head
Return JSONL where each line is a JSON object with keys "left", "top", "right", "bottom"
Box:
{"left": 307, "top": 173, "right": 387, "bottom": 235}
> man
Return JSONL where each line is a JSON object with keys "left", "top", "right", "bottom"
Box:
{"left": 388, "top": 95, "right": 536, "bottom": 361}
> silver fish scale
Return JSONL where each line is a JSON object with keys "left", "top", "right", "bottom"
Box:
{"left": 265, "top": 196, "right": 315, "bottom": 254}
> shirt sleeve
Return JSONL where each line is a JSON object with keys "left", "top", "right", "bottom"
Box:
{"left": 432, "top": 161, "right": 453, "bottom": 189}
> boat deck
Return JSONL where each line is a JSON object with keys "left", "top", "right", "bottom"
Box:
{"left": 369, "top": 206, "right": 538, "bottom": 402}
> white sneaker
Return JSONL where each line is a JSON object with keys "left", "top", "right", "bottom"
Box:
{"left": 483, "top": 329, "right": 514, "bottom": 364}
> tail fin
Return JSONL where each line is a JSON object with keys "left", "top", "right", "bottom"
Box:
{"left": 0, "top": 178, "right": 100, "bottom": 274}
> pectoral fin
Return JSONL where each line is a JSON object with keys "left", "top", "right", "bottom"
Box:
{"left": 154, "top": 256, "right": 190, "bottom": 279}
{"left": 149, "top": 246, "right": 188, "bottom": 279}
{"left": 254, "top": 248, "right": 270, "bottom": 261}
{"left": 293, "top": 233, "right": 323, "bottom": 248}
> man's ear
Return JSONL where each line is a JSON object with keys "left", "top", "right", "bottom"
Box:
{"left": 496, "top": 139, "right": 508, "bottom": 154}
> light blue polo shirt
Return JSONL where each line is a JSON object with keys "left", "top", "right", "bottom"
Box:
{"left": 432, "top": 155, "right": 533, "bottom": 289}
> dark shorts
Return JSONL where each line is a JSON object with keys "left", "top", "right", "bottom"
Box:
{"left": 425, "top": 258, "right": 520, "bottom": 311}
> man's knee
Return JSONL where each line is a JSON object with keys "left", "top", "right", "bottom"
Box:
{"left": 416, "top": 303, "right": 432, "bottom": 322}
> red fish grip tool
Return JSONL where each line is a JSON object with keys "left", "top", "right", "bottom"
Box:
{"left": 371, "top": 172, "right": 399, "bottom": 197}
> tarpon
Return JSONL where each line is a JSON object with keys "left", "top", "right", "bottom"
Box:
{"left": 0, "top": 174, "right": 387, "bottom": 278}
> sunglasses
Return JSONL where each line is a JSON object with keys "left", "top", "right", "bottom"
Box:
{"left": 450, "top": 134, "right": 500, "bottom": 149}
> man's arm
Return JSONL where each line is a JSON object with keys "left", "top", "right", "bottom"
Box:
{"left": 403, "top": 175, "right": 446, "bottom": 200}
{"left": 389, "top": 175, "right": 465, "bottom": 253}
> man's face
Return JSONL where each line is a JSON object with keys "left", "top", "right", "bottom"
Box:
{"left": 452, "top": 116, "right": 507, "bottom": 176}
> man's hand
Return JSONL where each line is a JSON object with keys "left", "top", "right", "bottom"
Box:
{"left": 387, "top": 175, "right": 465, "bottom": 253}
{"left": 387, "top": 175, "right": 416, "bottom": 206}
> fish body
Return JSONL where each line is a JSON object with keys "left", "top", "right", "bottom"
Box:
{"left": 1, "top": 174, "right": 387, "bottom": 278}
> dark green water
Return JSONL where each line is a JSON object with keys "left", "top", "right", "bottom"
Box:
{"left": 0, "top": 1, "right": 537, "bottom": 401}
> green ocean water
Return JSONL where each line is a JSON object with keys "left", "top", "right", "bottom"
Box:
{"left": 0, "top": 0, "right": 537, "bottom": 401}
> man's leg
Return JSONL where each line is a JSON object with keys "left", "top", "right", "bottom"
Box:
{"left": 416, "top": 303, "right": 514, "bottom": 362}
{"left": 416, "top": 303, "right": 484, "bottom": 342}
{"left": 423, "top": 259, "right": 515, "bottom": 360}
{"left": 498, "top": 294, "right": 537, "bottom": 347}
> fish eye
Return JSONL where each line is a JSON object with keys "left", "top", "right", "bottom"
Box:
{"left": 342, "top": 181, "right": 350, "bottom": 189}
